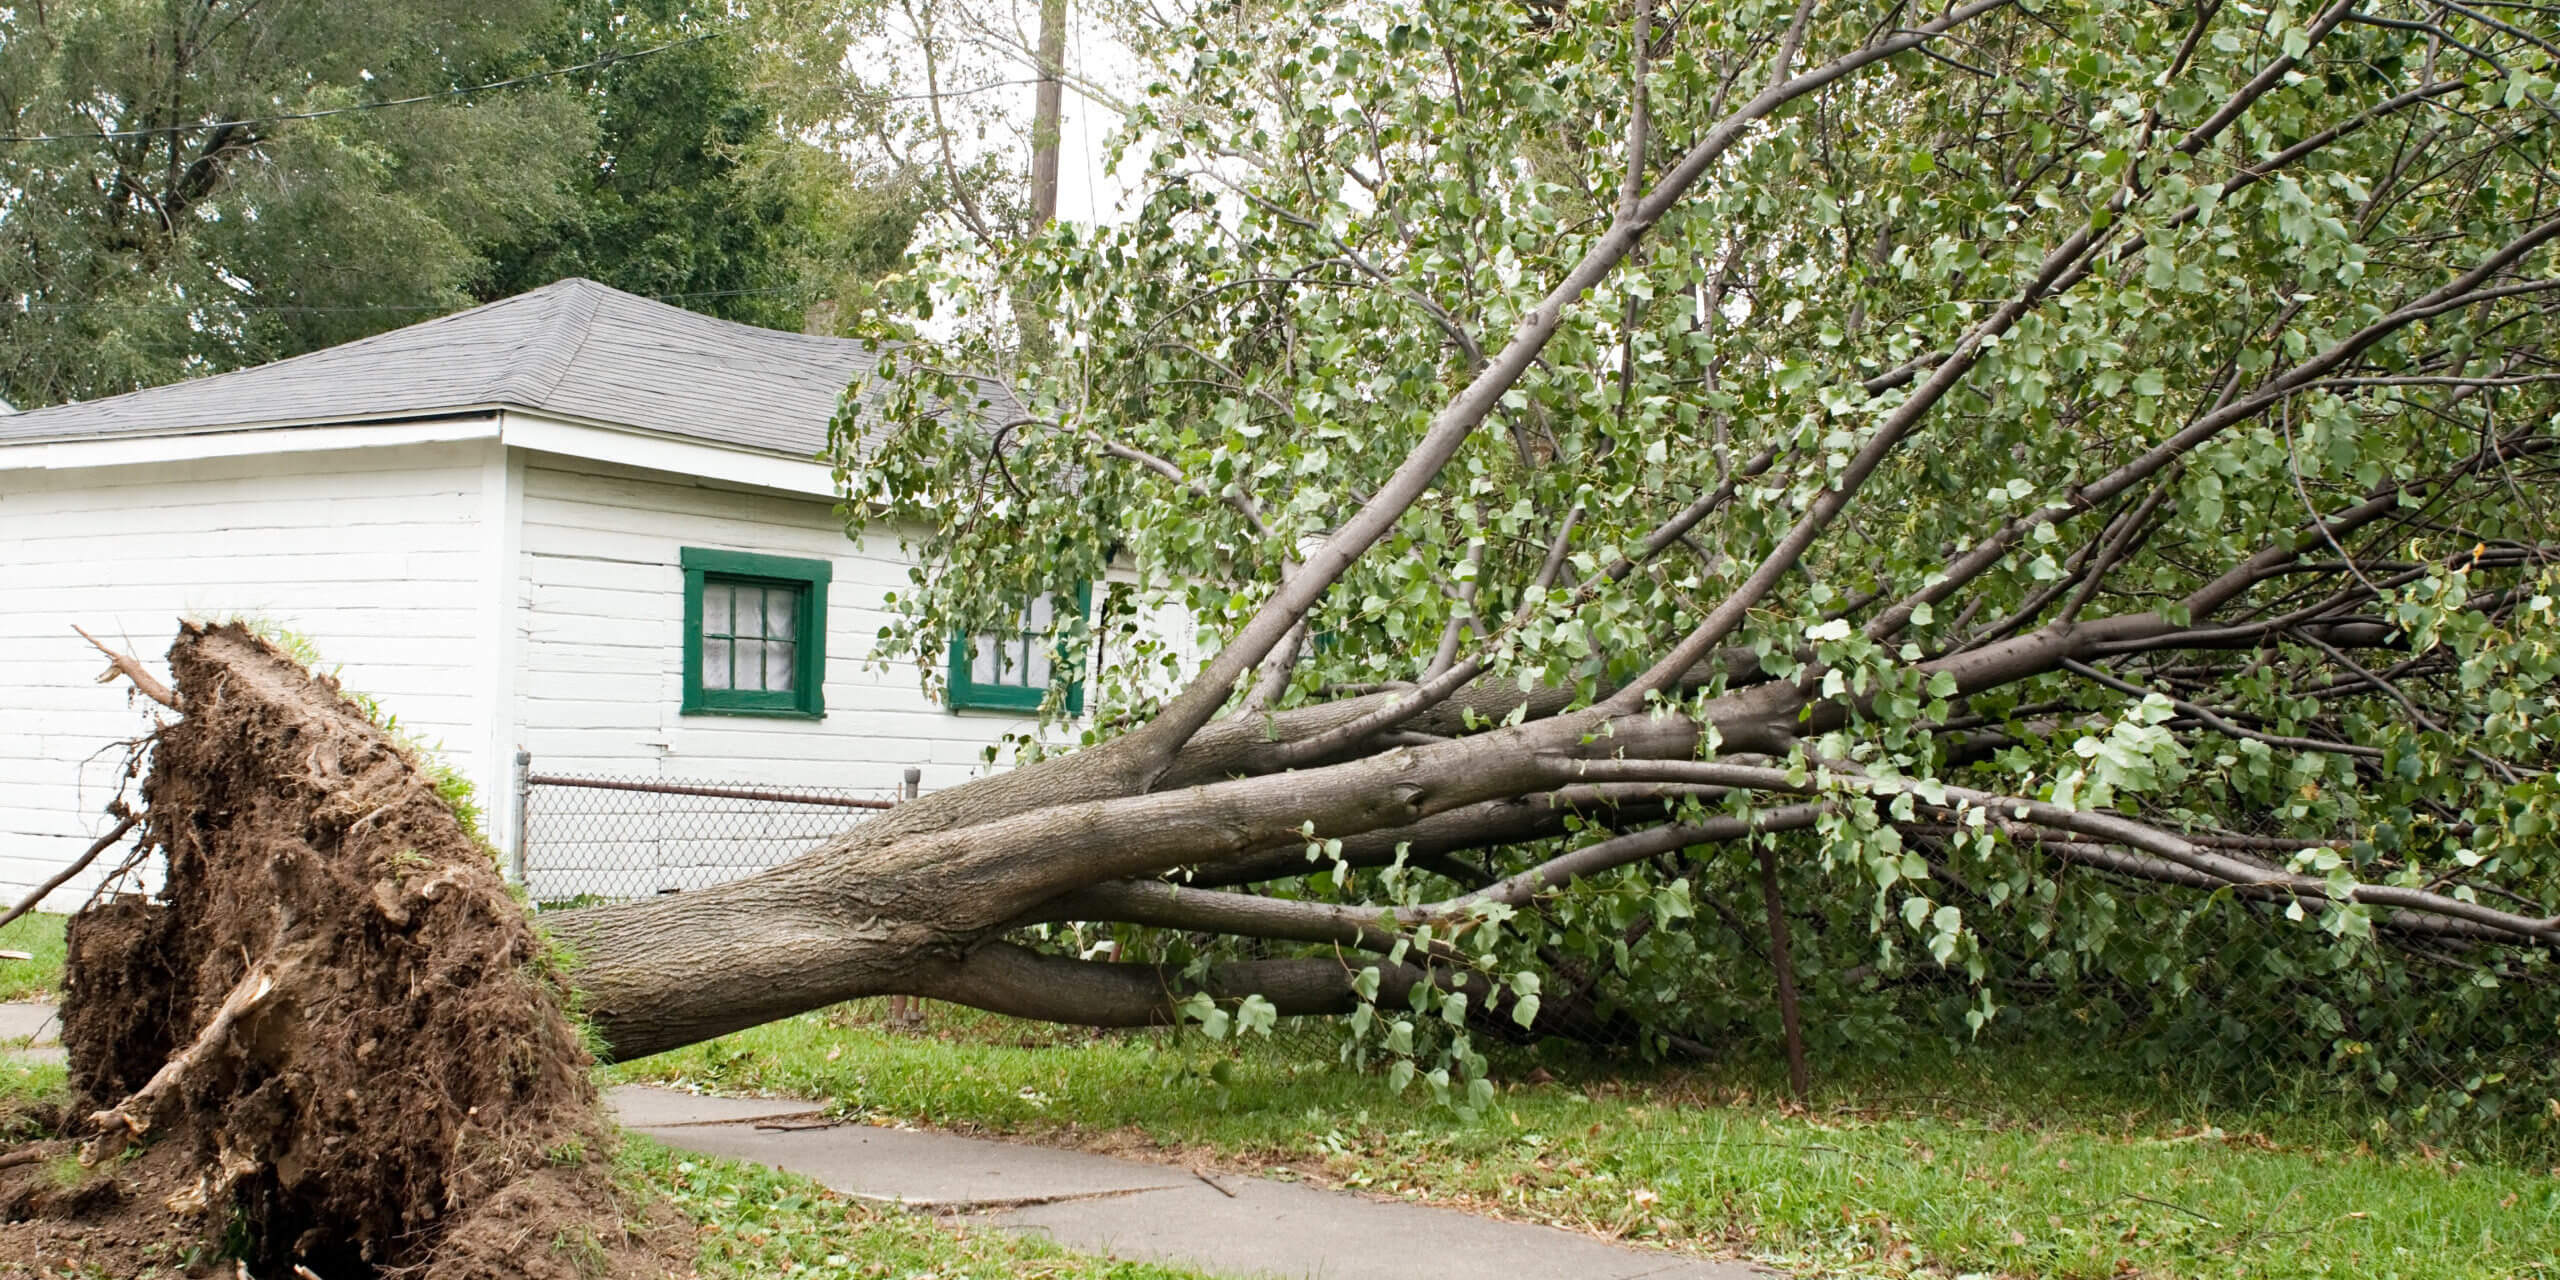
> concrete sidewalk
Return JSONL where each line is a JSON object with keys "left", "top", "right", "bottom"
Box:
{"left": 611, "top": 1085, "right": 1767, "bottom": 1280}
{"left": 0, "top": 1001, "right": 64, "bottom": 1066}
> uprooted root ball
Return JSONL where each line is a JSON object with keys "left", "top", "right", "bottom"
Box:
{"left": 3, "top": 622, "right": 678, "bottom": 1278}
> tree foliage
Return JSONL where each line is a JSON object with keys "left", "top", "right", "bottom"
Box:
{"left": 827, "top": 0, "right": 2560, "bottom": 1140}
{"left": 0, "top": 0, "right": 919, "bottom": 408}
{"left": 0, "top": 0, "right": 590, "bottom": 405}
{"left": 473, "top": 0, "right": 927, "bottom": 331}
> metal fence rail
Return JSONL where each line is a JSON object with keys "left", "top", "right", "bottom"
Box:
{"left": 513, "top": 754, "right": 917, "bottom": 907}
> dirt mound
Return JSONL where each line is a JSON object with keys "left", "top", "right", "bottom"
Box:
{"left": 1, "top": 622, "right": 681, "bottom": 1278}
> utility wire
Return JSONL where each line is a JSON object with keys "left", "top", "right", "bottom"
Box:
{"left": 0, "top": 30, "right": 726, "bottom": 145}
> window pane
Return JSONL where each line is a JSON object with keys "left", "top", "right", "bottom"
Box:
{"left": 765, "top": 639, "right": 795, "bottom": 692}
{"left": 765, "top": 586, "right": 797, "bottom": 640}
{"left": 1026, "top": 592, "right": 1055, "bottom": 632}
{"left": 704, "top": 637, "right": 733, "bottom": 690}
{"left": 704, "top": 583, "right": 734, "bottom": 637}
{"left": 1024, "top": 638, "right": 1052, "bottom": 688}
{"left": 972, "top": 633, "right": 1002, "bottom": 685}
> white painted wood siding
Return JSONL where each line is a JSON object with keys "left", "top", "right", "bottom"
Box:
{"left": 512, "top": 457, "right": 1064, "bottom": 899}
{"left": 0, "top": 442, "right": 497, "bottom": 908}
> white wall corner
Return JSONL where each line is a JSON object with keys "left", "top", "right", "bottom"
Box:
{"left": 476, "top": 441, "right": 527, "bottom": 873}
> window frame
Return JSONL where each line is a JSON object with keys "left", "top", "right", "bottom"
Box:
{"left": 680, "top": 547, "right": 831, "bottom": 720}
{"left": 946, "top": 582, "right": 1091, "bottom": 716}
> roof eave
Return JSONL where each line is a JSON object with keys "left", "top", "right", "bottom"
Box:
{"left": 0, "top": 411, "right": 505, "bottom": 473}
{"left": 0, "top": 402, "right": 515, "bottom": 448}
{"left": 496, "top": 407, "right": 844, "bottom": 500}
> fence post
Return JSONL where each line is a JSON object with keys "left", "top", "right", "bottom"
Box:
{"left": 511, "top": 749, "right": 532, "bottom": 886}
{"left": 887, "top": 763, "right": 928, "bottom": 1028}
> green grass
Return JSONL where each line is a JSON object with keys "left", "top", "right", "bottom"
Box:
{"left": 624, "top": 1136, "right": 1211, "bottom": 1278}
{"left": 609, "top": 1001, "right": 2560, "bottom": 1280}
{"left": 0, "top": 912, "right": 67, "bottom": 1003}
{"left": 0, "top": 1057, "right": 65, "bottom": 1103}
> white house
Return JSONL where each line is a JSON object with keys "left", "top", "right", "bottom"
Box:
{"left": 0, "top": 278, "right": 1094, "bottom": 909}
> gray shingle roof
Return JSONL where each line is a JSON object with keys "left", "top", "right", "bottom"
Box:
{"left": 0, "top": 279, "right": 969, "bottom": 459}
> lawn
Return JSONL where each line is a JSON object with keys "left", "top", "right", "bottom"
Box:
{"left": 0, "top": 913, "right": 66, "bottom": 1004}
{"left": 610, "top": 1001, "right": 2560, "bottom": 1280}
{"left": 13, "top": 906, "right": 2554, "bottom": 1277}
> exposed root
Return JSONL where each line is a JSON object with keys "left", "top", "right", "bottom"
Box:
{"left": 6, "top": 622, "right": 682, "bottom": 1278}
{"left": 83, "top": 949, "right": 295, "bottom": 1165}
{"left": 0, "top": 810, "right": 135, "bottom": 934}
{"left": 74, "top": 624, "right": 180, "bottom": 711}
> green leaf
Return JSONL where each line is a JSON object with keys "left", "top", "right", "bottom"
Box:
{"left": 1439, "top": 991, "right": 1469, "bottom": 1026}
{"left": 1236, "top": 993, "right": 1279, "bottom": 1037}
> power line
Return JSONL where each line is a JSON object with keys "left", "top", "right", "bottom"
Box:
{"left": 0, "top": 31, "right": 726, "bottom": 145}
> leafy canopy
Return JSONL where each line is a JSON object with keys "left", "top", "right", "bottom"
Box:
{"left": 848, "top": 0, "right": 2560, "bottom": 1140}
{"left": 0, "top": 0, "right": 920, "bottom": 408}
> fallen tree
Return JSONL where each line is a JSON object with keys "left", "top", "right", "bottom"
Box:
{"left": 524, "top": 0, "right": 2560, "bottom": 1119}
{"left": 54, "top": 0, "right": 2560, "bottom": 1183}
{"left": 38, "top": 0, "right": 2560, "bottom": 1268}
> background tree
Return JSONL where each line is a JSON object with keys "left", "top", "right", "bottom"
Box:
{"left": 0, "top": 0, "right": 922, "bottom": 409}
{"left": 0, "top": 0, "right": 591, "bottom": 406}
{"left": 472, "top": 0, "right": 927, "bottom": 330}
{"left": 534, "top": 0, "right": 2560, "bottom": 1146}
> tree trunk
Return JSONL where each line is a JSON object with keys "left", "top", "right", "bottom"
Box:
{"left": 539, "top": 600, "right": 2558, "bottom": 1061}
{"left": 1029, "top": 0, "right": 1067, "bottom": 227}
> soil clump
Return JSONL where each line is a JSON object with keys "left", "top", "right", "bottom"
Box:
{"left": 0, "top": 622, "right": 684, "bottom": 1278}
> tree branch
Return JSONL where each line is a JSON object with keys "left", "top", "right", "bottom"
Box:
{"left": 1134, "top": 0, "right": 2023, "bottom": 777}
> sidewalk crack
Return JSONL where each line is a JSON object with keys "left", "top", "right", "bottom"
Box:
{"left": 874, "top": 1184, "right": 1190, "bottom": 1215}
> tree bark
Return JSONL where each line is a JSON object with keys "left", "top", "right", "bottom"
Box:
{"left": 1029, "top": 0, "right": 1067, "bottom": 227}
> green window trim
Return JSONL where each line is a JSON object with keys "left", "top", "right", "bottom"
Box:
{"left": 947, "top": 582, "right": 1091, "bottom": 716}
{"left": 681, "top": 547, "right": 832, "bottom": 719}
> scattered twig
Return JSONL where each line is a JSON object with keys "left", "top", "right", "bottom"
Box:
{"left": 1192, "top": 1169, "right": 1237, "bottom": 1197}
{"left": 2109, "top": 1191, "right": 2222, "bottom": 1227}
{"left": 0, "top": 812, "right": 138, "bottom": 935}
{"left": 73, "top": 626, "right": 180, "bottom": 711}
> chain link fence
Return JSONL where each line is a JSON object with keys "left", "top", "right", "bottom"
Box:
{"left": 512, "top": 755, "right": 914, "bottom": 908}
